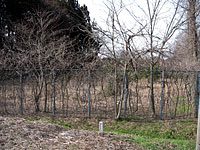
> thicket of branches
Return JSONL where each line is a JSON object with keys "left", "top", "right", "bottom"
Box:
{"left": 0, "top": 0, "right": 101, "bottom": 112}
{"left": 1, "top": 0, "right": 200, "bottom": 117}
{"left": 0, "top": 0, "right": 101, "bottom": 71}
{"left": 95, "top": 0, "right": 200, "bottom": 118}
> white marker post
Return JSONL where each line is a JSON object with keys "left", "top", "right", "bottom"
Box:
{"left": 196, "top": 102, "right": 200, "bottom": 150}
{"left": 99, "top": 121, "right": 104, "bottom": 133}
{"left": 196, "top": 74, "right": 200, "bottom": 150}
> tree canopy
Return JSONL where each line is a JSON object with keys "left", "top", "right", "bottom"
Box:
{"left": 0, "top": 0, "right": 100, "bottom": 70}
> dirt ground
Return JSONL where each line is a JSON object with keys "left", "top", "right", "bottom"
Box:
{"left": 0, "top": 116, "right": 147, "bottom": 150}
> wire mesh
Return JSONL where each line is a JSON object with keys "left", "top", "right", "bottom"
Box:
{"left": 0, "top": 69, "right": 197, "bottom": 120}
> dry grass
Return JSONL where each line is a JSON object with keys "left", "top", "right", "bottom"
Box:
{"left": 0, "top": 116, "right": 147, "bottom": 150}
{"left": 0, "top": 75, "right": 194, "bottom": 119}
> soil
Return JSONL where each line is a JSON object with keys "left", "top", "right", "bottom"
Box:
{"left": 0, "top": 116, "right": 147, "bottom": 150}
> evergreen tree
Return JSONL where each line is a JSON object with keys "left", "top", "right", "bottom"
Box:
{"left": 0, "top": 0, "right": 100, "bottom": 69}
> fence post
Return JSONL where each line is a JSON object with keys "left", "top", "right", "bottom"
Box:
{"left": 160, "top": 70, "right": 165, "bottom": 120}
{"left": 19, "top": 70, "right": 23, "bottom": 115}
{"left": 44, "top": 78, "right": 47, "bottom": 112}
{"left": 88, "top": 70, "right": 91, "bottom": 118}
{"left": 124, "top": 70, "right": 128, "bottom": 119}
{"left": 52, "top": 70, "right": 56, "bottom": 117}
{"left": 197, "top": 73, "right": 200, "bottom": 117}
{"left": 196, "top": 73, "right": 200, "bottom": 150}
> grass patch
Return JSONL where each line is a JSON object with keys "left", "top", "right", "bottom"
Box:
{"left": 104, "top": 119, "right": 196, "bottom": 149}
{"left": 133, "top": 136, "right": 195, "bottom": 150}
{"left": 24, "top": 116, "right": 197, "bottom": 150}
{"left": 10, "top": 122, "right": 16, "bottom": 125}
{"left": 25, "top": 116, "right": 41, "bottom": 121}
{"left": 25, "top": 116, "right": 98, "bottom": 131}
{"left": 20, "top": 134, "right": 25, "bottom": 138}
{"left": 171, "top": 95, "right": 192, "bottom": 115}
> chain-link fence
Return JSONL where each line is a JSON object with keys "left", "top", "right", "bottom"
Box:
{"left": 0, "top": 69, "right": 198, "bottom": 120}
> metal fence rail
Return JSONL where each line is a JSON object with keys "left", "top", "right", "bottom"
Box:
{"left": 0, "top": 69, "right": 198, "bottom": 120}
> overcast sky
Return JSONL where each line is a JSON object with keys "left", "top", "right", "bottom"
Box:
{"left": 78, "top": 0, "right": 107, "bottom": 28}
{"left": 78, "top": 0, "right": 175, "bottom": 30}
{"left": 78, "top": 0, "right": 145, "bottom": 31}
{"left": 78, "top": 0, "right": 182, "bottom": 55}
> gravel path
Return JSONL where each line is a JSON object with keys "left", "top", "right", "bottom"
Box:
{"left": 0, "top": 116, "right": 147, "bottom": 150}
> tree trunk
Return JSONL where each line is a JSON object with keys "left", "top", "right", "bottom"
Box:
{"left": 114, "top": 64, "right": 118, "bottom": 118}
{"left": 188, "top": 0, "right": 198, "bottom": 118}
{"left": 116, "top": 64, "right": 127, "bottom": 119}
{"left": 192, "top": 73, "right": 198, "bottom": 118}
{"left": 34, "top": 74, "right": 44, "bottom": 113}
{"left": 150, "top": 63, "right": 156, "bottom": 117}
{"left": 35, "top": 95, "right": 40, "bottom": 112}
{"left": 44, "top": 78, "right": 48, "bottom": 112}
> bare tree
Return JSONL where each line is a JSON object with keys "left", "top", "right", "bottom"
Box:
{"left": 187, "top": 0, "right": 199, "bottom": 118}
{"left": 162, "top": 0, "right": 200, "bottom": 117}
{"left": 2, "top": 9, "right": 97, "bottom": 112}
{"left": 100, "top": 0, "right": 185, "bottom": 118}
{"left": 14, "top": 10, "right": 74, "bottom": 112}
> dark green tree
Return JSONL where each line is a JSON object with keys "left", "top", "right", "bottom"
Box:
{"left": 0, "top": 0, "right": 101, "bottom": 113}
{"left": 0, "top": 0, "right": 100, "bottom": 69}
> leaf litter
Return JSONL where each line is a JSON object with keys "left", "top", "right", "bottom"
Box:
{"left": 0, "top": 116, "right": 147, "bottom": 150}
